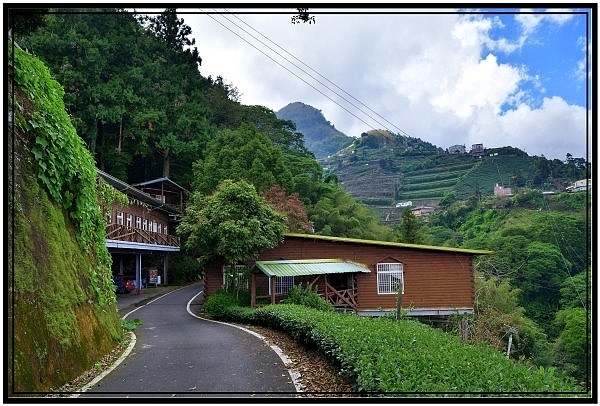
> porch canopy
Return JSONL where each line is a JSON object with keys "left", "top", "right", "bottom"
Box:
{"left": 250, "top": 259, "right": 370, "bottom": 308}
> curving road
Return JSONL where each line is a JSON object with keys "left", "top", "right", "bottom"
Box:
{"left": 81, "top": 283, "right": 297, "bottom": 398}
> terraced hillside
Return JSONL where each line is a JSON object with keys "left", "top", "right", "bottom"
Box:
{"left": 322, "top": 132, "right": 581, "bottom": 225}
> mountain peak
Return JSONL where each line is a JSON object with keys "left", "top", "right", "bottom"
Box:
{"left": 276, "top": 102, "right": 353, "bottom": 159}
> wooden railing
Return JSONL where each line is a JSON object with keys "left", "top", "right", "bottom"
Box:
{"left": 105, "top": 223, "right": 179, "bottom": 247}
{"left": 324, "top": 280, "right": 358, "bottom": 311}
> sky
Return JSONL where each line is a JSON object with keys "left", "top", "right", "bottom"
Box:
{"left": 153, "top": 6, "right": 592, "bottom": 161}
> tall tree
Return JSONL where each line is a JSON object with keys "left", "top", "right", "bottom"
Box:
{"left": 191, "top": 124, "right": 293, "bottom": 196}
{"left": 177, "top": 179, "right": 286, "bottom": 266}
{"left": 396, "top": 207, "right": 424, "bottom": 244}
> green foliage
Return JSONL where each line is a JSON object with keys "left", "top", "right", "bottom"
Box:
{"left": 559, "top": 272, "right": 589, "bottom": 310}
{"left": 472, "top": 274, "right": 553, "bottom": 366}
{"left": 395, "top": 207, "right": 425, "bottom": 244}
{"left": 281, "top": 285, "right": 334, "bottom": 312}
{"left": 178, "top": 179, "right": 286, "bottom": 267}
{"left": 10, "top": 44, "right": 115, "bottom": 305}
{"left": 309, "top": 186, "right": 394, "bottom": 241}
{"left": 168, "top": 253, "right": 202, "bottom": 285}
{"left": 202, "top": 291, "right": 235, "bottom": 318}
{"left": 553, "top": 307, "right": 590, "bottom": 385}
{"left": 222, "top": 304, "right": 580, "bottom": 394}
{"left": 121, "top": 318, "right": 143, "bottom": 331}
{"left": 512, "top": 188, "right": 544, "bottom": 209}
{"left": 191, "top": 125, "right": 294, "bottom": 196}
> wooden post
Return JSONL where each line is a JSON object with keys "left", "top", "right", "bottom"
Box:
{"left": 270, "top": 276, "right": 276, "bottom": 304}
{"left": 251, "top": 273, "right": 256, "bottom": 308}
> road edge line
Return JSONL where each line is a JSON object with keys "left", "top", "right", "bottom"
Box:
{"left": 186, "top": 289, "right": 303, "bottom": 393}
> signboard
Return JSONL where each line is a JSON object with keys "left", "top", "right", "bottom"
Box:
{"left": 149, "top": 269, "right": 158, "bottom": 284}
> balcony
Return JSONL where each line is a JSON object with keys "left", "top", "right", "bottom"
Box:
{"left": 105, "top": 223, "right": 180, "bottom": 247}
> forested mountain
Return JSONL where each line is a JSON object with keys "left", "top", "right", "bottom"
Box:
{"left": 12, "top": 8, "right": 590, "bottom": 390}
{"left": 276, "top": 101, "right": 353, "bottom": 158}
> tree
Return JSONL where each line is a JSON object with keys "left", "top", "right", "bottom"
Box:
{"left": 177, "top": 179, "right": 286, "bottom": 268}
{"left": 191, "top": 124, "right": 294, "bottom": 196}
{"left": 396, "top": 207, "right": 424, "bottom": 244}
{"left": 553, "top": 307, "right": 590, "bottom": 384}
{"left": 261, "top": 184, "right": 311, "bottom": 233}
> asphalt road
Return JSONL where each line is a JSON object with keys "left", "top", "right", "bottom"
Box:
{"left": 82, "top": 283, "right": 297, "bottom": 398}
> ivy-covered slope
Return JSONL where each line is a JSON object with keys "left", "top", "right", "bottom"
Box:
{"left": 8, "top": 43, "right": 122, "bottom": 393}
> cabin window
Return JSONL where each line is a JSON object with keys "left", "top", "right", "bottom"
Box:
{"left": 164, "top": 225, "right": 168, "bottom": 235}
{"left": 136, "top": 216, "right": 142, "bottom": 229}
{"left": 126, "top": 213, "right": 133, "bottom": 229}
{"left": 377, "top": 263, "right": 404, "bottom": 294}
{"left": 116, "top": 211, "right": 124, "bottom": 225}
{"left": 158, "top": 223, "right": 162, "bottom": 234}
{"left": 148, "top": 220, "right": 153, "bottom": 232}
{"left": 223, "top": 265, "right": 249, "bottom": 292}
{"left": 269, "top": 276, "right": 295, "bottom": 295}
{"left": 143, "top": 219, "right": 148, "bottom": 231}
{"left": 152, "top": 221, "right": 158, "bottom": 233}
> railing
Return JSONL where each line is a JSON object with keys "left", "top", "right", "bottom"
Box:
{"left": 105, "top": 223, "right": 180, "bottom": 247}
{"left": 324, "top": 281, "right": 358, "bottom": 311}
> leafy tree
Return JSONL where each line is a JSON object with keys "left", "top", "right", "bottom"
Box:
{"left": 309, "top": 186, "right": 393, "bottom": 241}
{"left": 553, "top": 307, "right": 590, "bottom": 385}
{"left": 261, "top": 184, "right": 312, "bottom": 233}
{"left": 177, "top": 179, "right": 286, "bottom": 267}
{"left": 396, "top": 207, "right": 424, "bottom": 244}
{"left": 559, "top": 271, "right": 590, "bottom": 310}
{"left": 191, "top": 124, "right": 293, "bottom": 196}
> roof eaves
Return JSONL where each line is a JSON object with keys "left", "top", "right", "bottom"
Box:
{"left": 283, "top": 233, "right": 493, "bottom": 255}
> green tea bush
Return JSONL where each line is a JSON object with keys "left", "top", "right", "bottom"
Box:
{"left": 248, "top": 304, "right": 581, "bottom": 395}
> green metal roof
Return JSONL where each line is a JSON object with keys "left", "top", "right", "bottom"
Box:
{"left": 284, "top": 233, "right": 493, "bottom": 255}
{"left": 253, "top": 259, "right": 371, "bottom": 277}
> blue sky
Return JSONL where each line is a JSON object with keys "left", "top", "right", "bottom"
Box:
{"left": 179, "top": 6, "right": 593, "bottom": 161}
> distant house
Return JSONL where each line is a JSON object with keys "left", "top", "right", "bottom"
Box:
{"left": 202, "top": 233, "right": 491, "bottom": 317}
{"left": 494, "top": 183, "right": 513, "bottom": 197}
{"left": 411, "top": 205, "right": 436, "bottom": 216}
{"left": 98, "top": 170, "right": 186, "bottom": 290}
{"left": 448, "top": 144, "right": 466, "bottom": 154}
{"left": 396, "top": 200, "right": 413, "bottom": 208}
{"left": 566, "top": 179, "right": 592, "bottom": 192}
{"left": 470, "top": 143, "right": 485, "bottom": 157}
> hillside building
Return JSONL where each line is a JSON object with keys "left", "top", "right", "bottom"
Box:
{"left": 98, "top": 170, "right": 187, "bottom": 292}
{"left": 448, "top": 144, "right": 466, "bottom": 154}
{"left": 494, "top": 183, "right": 513, "bottom": 197}
{"left": 566, "top": 179, "right": 592, "bottom": 192}
{"left": 470, "top": 143, "right": 485, "bottom": 157}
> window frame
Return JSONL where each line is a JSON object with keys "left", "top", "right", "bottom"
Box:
{"left": 269, "top": 276, "right": 295, "bottom": 295}
{"left": 376, "top": 262, "right": 404, "bottom": 295}
{"left": 222, "top": 264, "right": 249, "bottom": 291}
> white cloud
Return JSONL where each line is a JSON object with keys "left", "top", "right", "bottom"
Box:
{"left": 184, "top": 10, "right": 588, "bottom": 161}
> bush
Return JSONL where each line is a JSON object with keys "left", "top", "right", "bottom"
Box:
{"left": 281, "top": 284, "right": 334, "bottom": 312}
{"left": 202, "top": 291, "right": 235, "bottom": 318}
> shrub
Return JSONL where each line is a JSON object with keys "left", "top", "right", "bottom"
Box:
{"left": 202, "top": 291, "right": 235, "bottom": 318}
{"left": 281, "top": 284, "right": 334, "bottom": 312}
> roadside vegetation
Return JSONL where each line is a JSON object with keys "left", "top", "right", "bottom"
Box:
{"left": 202, "top": 291, "right": 582, "bottom": 395}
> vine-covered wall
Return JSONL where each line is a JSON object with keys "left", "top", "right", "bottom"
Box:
{"left": 8, "top": 42, "right": 123, "bottom": 393}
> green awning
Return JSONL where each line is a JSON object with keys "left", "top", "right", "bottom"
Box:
{"left": 253, "top": 259, "right": 371, "bottom": 277}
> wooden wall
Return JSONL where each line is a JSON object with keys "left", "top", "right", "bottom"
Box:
{"left": 203, "top": 236, "right": 476, "bottom": 313}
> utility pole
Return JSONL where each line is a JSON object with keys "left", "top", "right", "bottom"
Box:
{"left": 506, "top": 326, "right": 519, "bottom": 358}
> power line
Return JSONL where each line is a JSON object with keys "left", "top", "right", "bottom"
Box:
{"left": 225, "top": 10, "right": 412, "bottom": 138}
{"left": 202, "top": 10, "right": 410, "bottom": 137}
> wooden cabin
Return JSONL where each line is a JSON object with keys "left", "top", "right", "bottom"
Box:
{"left": 203, "top": 233, "right": 492, "bottom": 317}
{"left": 98, "top": 170, "right": 186, "bottom": 291}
